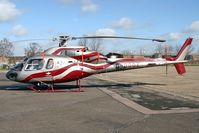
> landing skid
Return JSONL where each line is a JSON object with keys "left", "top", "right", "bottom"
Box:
{"left": 28, "top": 80, "right": 84, "bottom": 93}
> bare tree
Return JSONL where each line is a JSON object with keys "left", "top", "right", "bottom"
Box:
{"left": 155, "top": 44, "right": 174, "bottom": 56}
{"left": 78, "top": 38, "right": 103, "bottom": 52}
{"left": 155, "top": 44, "right": 164, "bottom": 54}
{"left": 168, "top": 45, "right": 173, "bottom": 53}
{"left": 24, "top": 43, "right": 43, "bottom": 57}
{"left": 78, "top": 39, "right": 88, "bottom": 47}
{"left": 122, "top": 50, "right": 132, "bottom": 55}
{"left": 0, "top": 38, "right": 14, "bottom": 57}
{"left": 175, "top": 44, "right": 194, "bottom": 55}
{"left": 89, "top": 38, "right": 103, "bottom": 52}
{"left": 165, "top": 45, "right": 174, "bottom": 56}
{"left": 175, "top": 45, "right": 181, "bottom": 54}
{"left": 139, "top": 48, "right": 145, "bottom": 56}
{"left": 187, "top": 45, "right": 194, "bottom": 55}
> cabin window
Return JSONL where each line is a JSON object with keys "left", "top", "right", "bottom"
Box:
{"left": 46, "top": 59, "right": 54, "bottom": 69}
{"left": 25, "top": 59, "right": 44, "bottom": 71}
{"left": 60, "top": 50, "right": 67, "bottom": 56}
{"left": 68, "top": 61, "right": 73, "bottom": 63}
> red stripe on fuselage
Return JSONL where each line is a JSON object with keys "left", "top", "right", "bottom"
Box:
{"left": 23, "top": 63, "right": 77, "bottom": 81}
{"left": 53, "top": 70, "right": 92, "bottom": 83}
{"left": 22, "top": 57, "right": 156, "bottom": 82}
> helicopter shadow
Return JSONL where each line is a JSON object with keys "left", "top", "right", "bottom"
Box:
{"left": 0, "top": 82, "right": 167, "bottom": 92}
{"left": 83, "top": 82, "right": 167, "bottom": 89}
{"left": 0, "top": 84, "right": 78, "bottom": 91}
{"left": 0, "top": 83, "right": 31, "bottom": 91}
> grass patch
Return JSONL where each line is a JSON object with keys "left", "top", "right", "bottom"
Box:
{"left": 0, "top": 68, "right": 8, "bottom": 72}
{"left": 185, "top": 62, "right": 199, "bottom": 66}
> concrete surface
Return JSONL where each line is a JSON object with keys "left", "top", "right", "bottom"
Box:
{"left": 97, "top": 66, "right": 199, "bottom": 101}
{"left": 0, "top": 66, "right": 199, "bottom": 133}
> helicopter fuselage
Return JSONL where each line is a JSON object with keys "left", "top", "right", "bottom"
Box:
{"left": 6, "top": 38, "right": 193, "bottom": 86}
{"left": 6, "top": 55, "right": 168, "bottom": 84}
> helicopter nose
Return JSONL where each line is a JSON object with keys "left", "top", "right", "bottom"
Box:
{"left": 6, "top": 71, "right": 18, "bottom": 81}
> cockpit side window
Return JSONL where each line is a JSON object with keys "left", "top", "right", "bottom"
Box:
{"left": 12, "top": 63, "right": 23, "bottom": 71}
{"left": 60, "top": 50, "right": 67, "bottom": 56}
{"left": 46, "top": 59, "right": 54, "bottom": 69}
{"left": 25, "top": 59, "right": 44, "bottom": 71}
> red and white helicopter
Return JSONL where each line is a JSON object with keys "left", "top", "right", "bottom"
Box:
{"left": 6, "top": 35, "right": 193, "bottom": 92}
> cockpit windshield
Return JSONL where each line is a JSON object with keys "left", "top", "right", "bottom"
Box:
{"left": 25, "top": 59, "right": 44, "bottom": 71}
{"left": 11, "top": 57, "right": 29, "bottom": 71}
{"left": 12, "top": 63, "right": 23, "bottom": 71}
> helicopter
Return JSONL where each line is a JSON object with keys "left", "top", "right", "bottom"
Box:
{"left": 6, "top": 35, "right": 193, "bottom": 92}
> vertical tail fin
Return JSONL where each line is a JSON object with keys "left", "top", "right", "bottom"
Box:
{"left": 167, "top": 38, "right": 193, "bottom": 75}
{"left": 174, "top": 38, "right": 193, "bottom": 61}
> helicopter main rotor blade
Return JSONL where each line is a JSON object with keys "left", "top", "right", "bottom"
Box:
{"left": 12, "top": 39, "right": 51, "bottom": 43}
{"left": 72, "top": 36, "right": 166, "bottom": 42}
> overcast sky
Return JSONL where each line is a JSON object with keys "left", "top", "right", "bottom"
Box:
{"left": 0, "top": 0, "right": 199, "bottom": 55}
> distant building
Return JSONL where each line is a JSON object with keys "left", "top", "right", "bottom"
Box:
{"left": 127, "top": 55, "right": 144, "bottom": 58}
{"left": 189, "top": 54, "right": 199, "bottom": 64}
{"left": 0, "top": 56, "right": 9, "bottom": 64}
{"left": 0, "top": 56, "right": 25, "bottom": 65}
{"left": 192, "top": 54, "right": 199, "bottom": 61}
